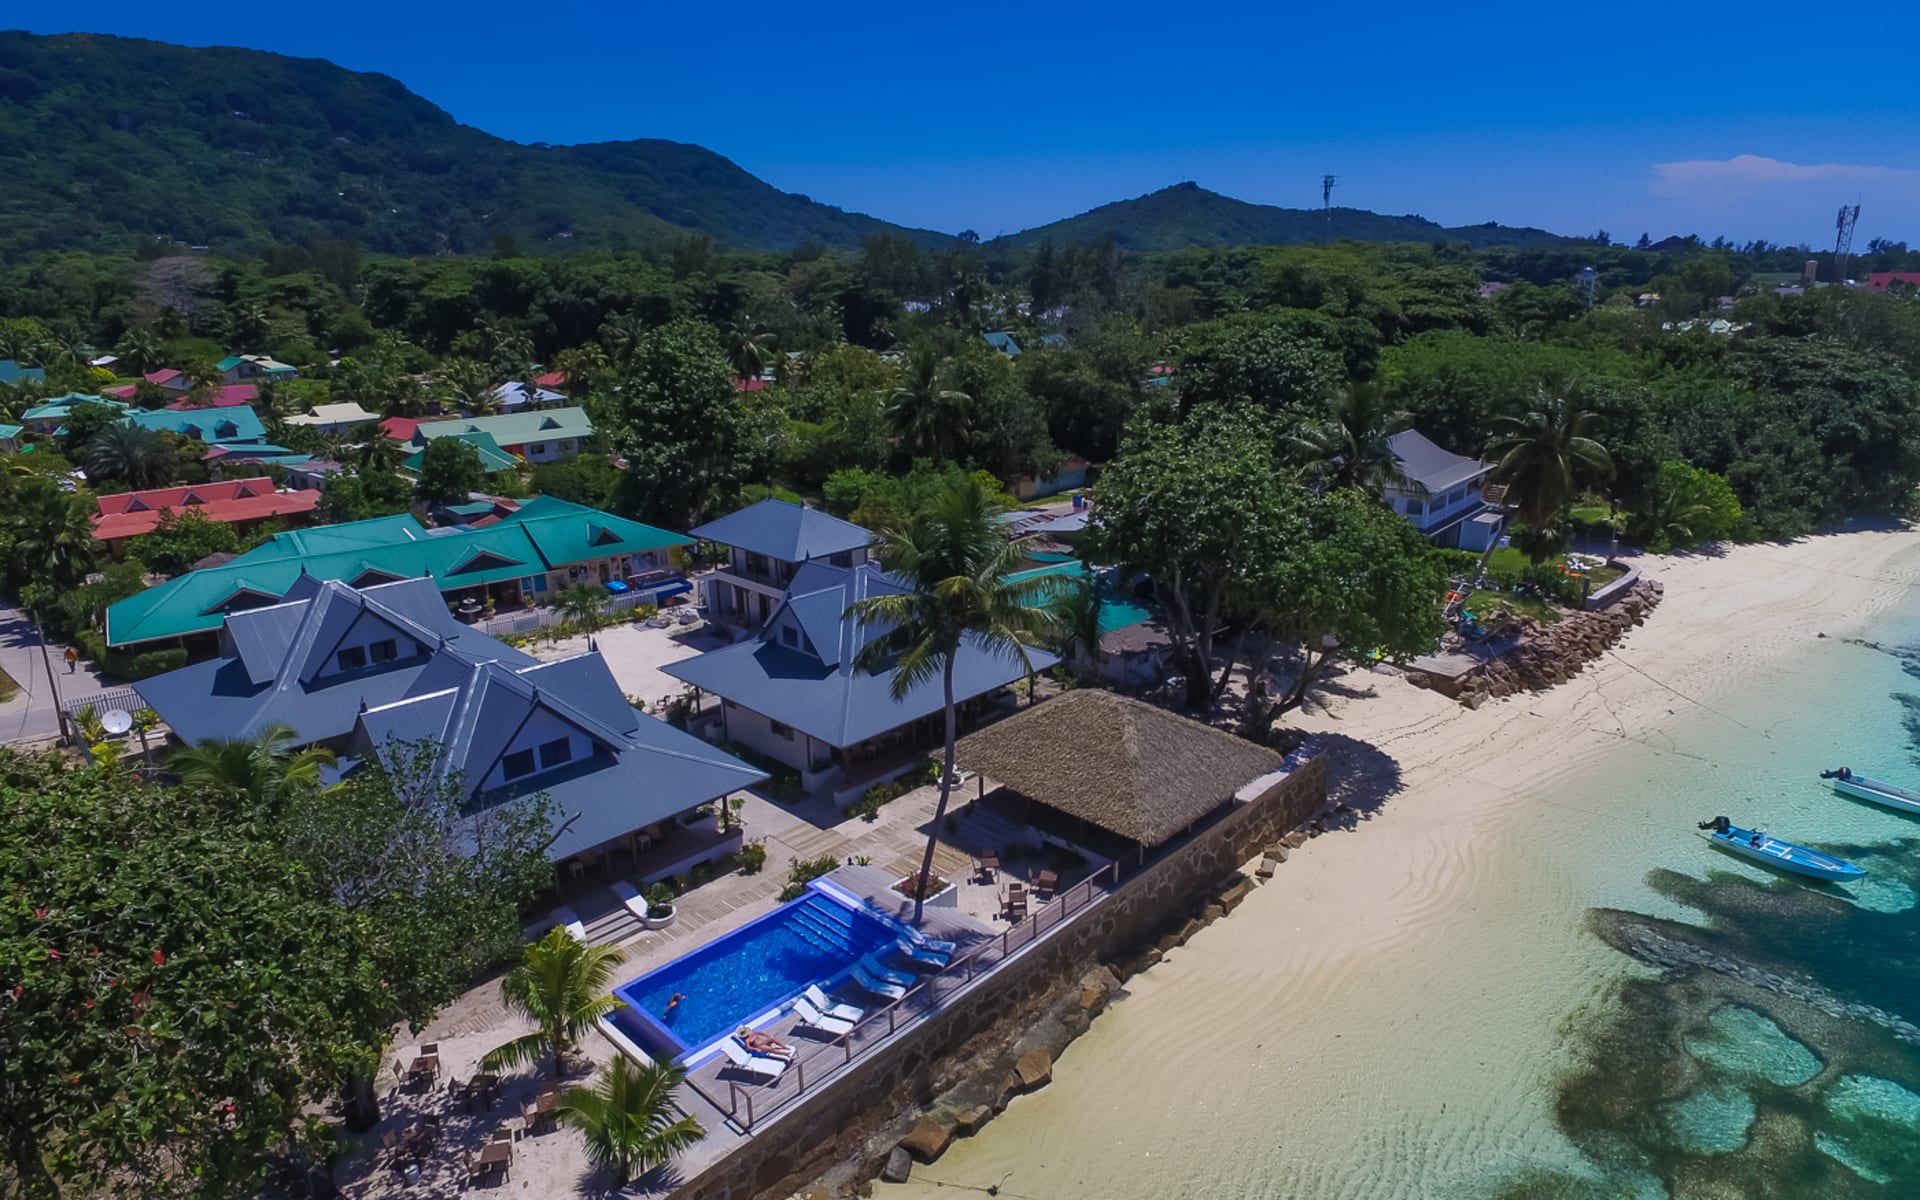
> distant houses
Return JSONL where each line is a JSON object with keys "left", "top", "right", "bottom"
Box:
{"left": 983, "top": 331, "right": 1022, "bottom": 358}
{"left": 688, "top": 498, "right": 875, "bottom": 631}
{"left": 390, "top": 407, "right": 594, "bottom": 465}
{"left": 284, "top": 401, "right": 382, "bottom": 436}
{"left": 91, "top": 479, "right": 323, "bottom": 550}
{"left": 218, "top": 354, "right": 298, "bottom": 384}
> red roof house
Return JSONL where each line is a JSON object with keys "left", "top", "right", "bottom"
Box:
{"left": 1865, "top": 272, "right": 1920, "bottom": 292}
{"left": 91, "top": 479, "right": 323, "bottom": 544}
{"left": 534, "top": 370, "right": 567, "bottom": 390}
{"left": 164, "top": 384, "right": 259, "bottom": 410}
{"left": 379, "top": 416, "right": 421, "bottom": 442}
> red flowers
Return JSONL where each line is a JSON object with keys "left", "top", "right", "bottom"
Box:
{"left": 33, "top": 908, "right": 48, "bottom": 919}
{"left": 151, "top": 950, "right": 166, "bottom": 965}
{"left": 47, "top": 948, "right": 60, "bottom": 960}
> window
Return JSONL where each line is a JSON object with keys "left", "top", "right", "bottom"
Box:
{"left": 770, "top": 720, "right": 795, "bottom": 741}
{"left": 828, "top": 551, "right": 852, "bottom": 568}
{"left": 526, "top": 443, "right": 546, "bottom": 455}
{"left": 335, "top": 646, "right": 367, "bottom": 672}
{"left": 780, "top": 625, "right": 799, "bottom": 648}
{"left": 370, "top": 638, "right": 398, "bottom": 664}
{"left": 539, "top": 737, "right": 571, "bottom": 768}
{"left": 501, "top": 749, "right": 537, "bottom": 781}
{"left": 521, "top": 574, "right": 549, "bottom": 595}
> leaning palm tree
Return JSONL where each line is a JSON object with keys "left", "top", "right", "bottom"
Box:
{"left": 482, "top": 927, "right": 626, "bottom": 1077}
{"left": 115, "top": 328, "right": 164, "bottom": 376}
{"left": 1484, "top": 394, "right": 1614, "bottom": 563}
{"left": 888, "top": 346, "right": 972, "bottom": 463}
{"left": 559, "top": 1057, "right": 705, "bottom": 1188}
{"left": 1286, "top": 383, "right": 1413, "bottom": 497}
{"left": 169, "top": 722, "right": 336, "bottom": 810}
{"left": 846, "top": 479, "right": 1060, "bottom": 923}
{"left": 85, "top": 422, "right": 175, "bottom": 489}
{"left": 1, "top": 477, "right": 98, "bottom": 589}
{"left": 555, "top": 583, "right": 609, "bottom": 649}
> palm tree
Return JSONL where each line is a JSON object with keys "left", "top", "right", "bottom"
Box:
{"left": 559, "top": 1058, "right": 704, "bottom": 1187}
{"left": 550, "top": 345, "right": 607, "bottom": 399}
{"left": 1, "top": 478, "right": 98, "bottom": 589}
{"left": 223, "top": 300, "right": 271, "bottom": 349}
{"left": 1286, "top": 383, "right": 1413, "bottom": 496}
{"left": 183, "top": 359, "right": 225, "bottom": 407}
{"left": 85, "top": 423, "right": 175, "bottom": 489}
{"left": 846, "top": 479, "right": 1060, "bottom": 923}
{"left": 357, "top": 435, "right": 405, "bottom": 475}
{"left": 1046, "top": 570, "right": 1106, "bottom": 681}
{"left": 115, "top": 328, "right": 164, "bottom": 375}
{"left": 1484, "top": 394, "right": 1614, "bottom": 563}
{"left": 439, "top": 358, "right": 498, "bottom": 415}
{"left": 721, "top": 317, "right": 776, "bottom": 383}
{"left": 599, "top": 313, "right": 648, "bottom": 365}
{"left": 555, "top": 583, "right": 608, "bottom": 649}
{"left": 169, "top": 722, "right": 336, "bottom": 810}
{"left": 0, "top": 325, "right": 41, "bottom": 364}
{"left": 481, "top": 927, "right": 625, "bottom": 1077}
{"left": 888, "top": 346, "right": 972, "bottom": 463}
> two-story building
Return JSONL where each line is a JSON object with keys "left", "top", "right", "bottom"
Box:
{"left": 1382, "top": 430, "right": 1502, "bottom": 552}
{"left": 403, "top": 408, "right": 594, "bottom": 465}
{"left": 218, "top": 355, "right": 300, "bottom": 384}
{"left": 664, "top": 560, "right": 1059, "bottom": 804}
{"left": 689, "top": 499, "right": 876, "bottom": 631}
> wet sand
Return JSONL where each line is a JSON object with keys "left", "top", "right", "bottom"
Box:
{"left": 881, "top": 529, "right": 1920, "bottom": 1200}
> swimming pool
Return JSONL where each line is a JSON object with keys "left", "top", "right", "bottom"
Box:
{"left": 609, "top": 888, "right": 898, "bottom": 1060}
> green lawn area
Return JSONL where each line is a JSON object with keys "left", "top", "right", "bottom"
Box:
{"left": 1459, "top": 587, "right": 1562, "bottom": 625}
{"left": 0, "top": 664, "right": 18, "bottom": 705}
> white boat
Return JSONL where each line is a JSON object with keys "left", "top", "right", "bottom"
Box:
{"left": 1822, "top": 769, "right": 1920, "bottom": 816}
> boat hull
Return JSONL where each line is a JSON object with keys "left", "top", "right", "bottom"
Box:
{"left": 1832, "top": 776, "right": 1920, "bottom": 816}
{"left": 1703, "top": 829, "right": 1866, "bottom": 881}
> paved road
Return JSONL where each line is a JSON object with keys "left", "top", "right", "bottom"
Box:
{"left": 0, "top": 604, "right": 108, "bottom": 745}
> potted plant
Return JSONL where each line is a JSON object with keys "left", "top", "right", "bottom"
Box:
{"left": 642, "top": 882, "right": 677, "bottom": 930}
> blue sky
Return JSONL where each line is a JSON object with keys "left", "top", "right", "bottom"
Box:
{"left": 13, "top": 1, "right": 1920, "bottom": 245}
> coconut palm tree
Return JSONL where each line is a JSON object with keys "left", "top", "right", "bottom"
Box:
{"left": 223, "top": 300, "right": 271, "bottom": 349}
{"left": 888, "top": 346, "right": 972, "bottom": 463}
{"left": 438, "top": 358, "right": 498, "bottom": 415}
{"left": 555, "top": 583, "right": 608, "bottom": 649}
{"left": 846, "top": 479, "right": 1060, "bottom": 923}
{"left": 1046, "top": 570, "right": 1106, "bottom": 681}
{"left": 1484, "top": 394, "right": 1614, "bottom": 563}
{"left": 559, "top": 1057, "right": 705, "bottom": 1187}
{"left": 357, "top": 434, "right": 405, "bottom": 475}
{"left": 169, "top": 722, "right": 336, "bottom": 810}
{"left": 0, "top": 477, "right": 97, "bottom": 589}
{"left": 550, "top": 345, "right": 607, "bottom": 399}
{"left": 1286, "top": 383, "right": 1413, "bottom": 497}
{"left": 115, "top": 328, "right": 164, "bottom": 375}
{"left": 481, "top": 927, "right": 625, "bottom": 1077}
{"left": 721, "top": 317, "right": 776, "bottom": 383}
{"left": 85, "top": 422, "right": 175, "bottom": 489}
{"left": 599, "top": 312, "right": 648, "bottom": 365}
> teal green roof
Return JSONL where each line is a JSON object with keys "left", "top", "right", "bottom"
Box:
{"left": 0, "top": 423, "right": 22, "bottom": 440}
{"left": 106, "top": 497, "right": 690, "bottom": 647}
{"left": 216, "top": 355, "right": 245, "bottom": 371}
{"left": 22, "top": 393, "right": 124, "bottom": 422}
{"left": 0, "top": 360, "right": 46, "bottom": 386}
{"left": 410, "top": 407, "right": 593, "bottom": 448}
{"left": 127, "top": 406, "right": 267, "bottom": 444}
{"left": 403, "top": 431, "right": 520, "bottom": 473}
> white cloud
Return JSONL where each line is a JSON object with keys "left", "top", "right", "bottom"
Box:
{"left": 1651, "top": 154, "right": 1919, "bottom": 196}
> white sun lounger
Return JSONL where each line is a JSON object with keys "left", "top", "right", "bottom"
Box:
{"left": 719, "top": 1037, "right": 788, "bottom": 1081}
{"left": 804, "top": 984, "right": 864, "bottom": 1023}
{"left": 892, "top": 937, "right": 948, "bottom": 969}
{"left": 551, "top": 905, "right": 586, "bottom": 940}
{"left": 610, "top": 880, "right": 649, "bottom": 921}
{"left": 849, "top": 962, "right": 908, "bottom": 1001}
{"left": 793, "top": 996, "right": 856, "bottom": 1037}
{"left": 900, "top": 925, "right": 958, "bottom": 956}
{"left": 858, "top": 954, "right": 914, "bottom": 989}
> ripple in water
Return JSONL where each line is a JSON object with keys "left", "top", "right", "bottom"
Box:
{"left": 1659, "top": 1083, "right": 1755, "bottom": 1154}
{"left": 1814, "top": 1074, "right": 1920, "bottom": 1185}
{"left": 1682, "top": 1005, "right": 1822, "bottom": 1087}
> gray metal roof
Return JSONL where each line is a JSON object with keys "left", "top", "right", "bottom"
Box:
{"left": 1387, "top": 430, "right": 1490, "bottom": 494}
{"left": 662, "top": 562, "right": 1059, "bottom": 748}
{"left": 689, "top": 499, "right": 874, "bottom": 564}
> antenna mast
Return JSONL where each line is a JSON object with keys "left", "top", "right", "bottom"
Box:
{"left": 1833, "top": 204, "right": 1860, "bottom": 284}
{"left": 1321, "top": 174, "right": 1337, "bottom": 243}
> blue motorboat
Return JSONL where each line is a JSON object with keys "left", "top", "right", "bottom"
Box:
{"left": 1695, "top": 816, "right": 1865, "bottom": 882}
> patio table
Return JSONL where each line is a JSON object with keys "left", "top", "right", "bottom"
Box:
{"left": 478, "top": 1140, "right": 512, "bottom": 1176}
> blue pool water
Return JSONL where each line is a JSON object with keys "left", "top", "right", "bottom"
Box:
{"left": 1007, "top": 561, "right": 1153, "bottom": 634}
{"left": 611, "top": 889, "right": 897, "bottom": 1058}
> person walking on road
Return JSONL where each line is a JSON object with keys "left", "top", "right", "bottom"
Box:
{"left": 63, "top": 646, "right": 77, "bottom": 674}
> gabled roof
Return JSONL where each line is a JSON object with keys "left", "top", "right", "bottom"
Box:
{"left": 22, "top": 393, "right": 123, "bottom": 422}
{"left": 163, "top": 384, "right": 259, "bottom": 410}
{"left": 286, "top": 402, "right": 380, "bottom": 427}
{"left": 689, "top": 498, "right": 875, "bottom": 564}
{"left": 402, "top": 431, "right": 520, "bottom": 473}
{"left": 983, "top": 331, "right": 1022, "bottom": 356}
{"left": 954, "top": 690, "right": 1284, "bottom": 847}
{"left": 133, "top": 576, "right": 535, "bottom": 747}
{"left": 354, "top": 648, "right": 766, "bottom": 861}
{"left": 1386, "top": 430, "right": 1489, "bottom": 494}
{"left": 90, "top": 479, "right": 321, "bottom": 541}
{"left": 127, "top": 405, "right": 266, "bottom": 444}
{"left": 662, "top": 562, "right": 1058, "bottom": 748}
{"left": 409, "top": 407, "right": 593, "bottom": 448}
{"left": 491, "top": 381, "right": 565, "bottom": 409}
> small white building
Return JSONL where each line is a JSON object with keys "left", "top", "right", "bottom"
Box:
{"left": 1383, "top": 430, "right": 1501, "bottom": 552}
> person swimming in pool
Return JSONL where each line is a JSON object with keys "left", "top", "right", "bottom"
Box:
{"left": 664, "top": 993, "right": 686, "bottom": 1017}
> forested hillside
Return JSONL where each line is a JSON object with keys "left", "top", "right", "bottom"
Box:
{"left": 0, "top": 31, "right": 935, "bottom": 257}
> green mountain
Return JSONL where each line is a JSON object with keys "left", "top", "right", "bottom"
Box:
{"left": 990, "top": 182, "right": 1569, "bottom": 252}
{"left": 0, "top": 31, "right": 939, "bottom": 257}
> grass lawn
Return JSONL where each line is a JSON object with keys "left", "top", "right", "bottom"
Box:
{"left": 1459, "top": 587, "right": 1561, "bottom": 625}
{"left": 0, "top": 664, "right": 18, "bottom": 705}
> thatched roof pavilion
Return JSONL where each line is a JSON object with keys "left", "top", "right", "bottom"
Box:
{"left": 954, "top": 690, "right": 1284, "bottom": 849}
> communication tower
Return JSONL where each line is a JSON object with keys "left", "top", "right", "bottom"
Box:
{"left": 1322, "top": 174, "right": 1336, "bottom": 243}
{"left": 1833, "top": 204, "right": 1861, "bottom": 284}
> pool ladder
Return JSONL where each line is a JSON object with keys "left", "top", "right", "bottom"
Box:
{"left": 787, "top": 897, "right": 862, "bottom": 956}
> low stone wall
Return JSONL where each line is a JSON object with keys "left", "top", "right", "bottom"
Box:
{"left": 667, "top": 756, "right": 1328, "bottom": 1200}
{"left": 1581, "top": 560, "right": 1643, "bottom": 610}
{"left": 1454, "top": 579, "right": 1663, "bottom": 707}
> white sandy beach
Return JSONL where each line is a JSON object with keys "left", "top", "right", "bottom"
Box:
{"left": 883, "top": 527, "right": 1920, "bottom": 1200}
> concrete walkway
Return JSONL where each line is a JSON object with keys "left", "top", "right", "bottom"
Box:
{"left": 0, "top": 603, "right": 109, "bottom": 746}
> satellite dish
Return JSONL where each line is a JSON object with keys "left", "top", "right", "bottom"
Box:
{"left": 100, "top": 709, "right": 133, "bottom": 736}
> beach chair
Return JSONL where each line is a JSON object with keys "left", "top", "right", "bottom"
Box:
{"left": 719, "top": 1036, "right": 789, "bottom": 1082}
{"left": 891, "top": 936, "right": 949, "bottom": 969}
{"left": 857, "top": 953, "right": 915, "bottom": 988}
{"left": 611, "top": 880, "right": 649, "bottom": 922}
{"left": 1033, "top": 869, "right": 1058, "bottom": 900}
{"left": 848, "top": 961, "right": 908, "bottom": 1000}
{"left": 1004, "top": 883, "right": 1027, "bottom": 921}
{"left": 793, "top": 995, "right": 856, "bottom": 1037}
{"left": 551, "top": 905, "right": 587, "bottom": 940}
{"left": 899, "top": 925, "right": 958, "bottom": 957}
{"left": 804, "top": 984, "right": 864, "bottom": 1023}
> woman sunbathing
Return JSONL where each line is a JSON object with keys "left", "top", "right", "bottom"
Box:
{"left": 737, "top": 1027, "right": 794, "bottom": 1058}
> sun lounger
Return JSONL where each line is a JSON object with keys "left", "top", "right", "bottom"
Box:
{"left": 848, "top": 962, "right": 908, "bottom": 1000}
{"left": 551, "top": 905, "right": 586, "bottom": 940}
{"left": 899, "top": 925, "right": 957, "bottom": 957}
{"left": 892, "top": 937, "right": 948, "bottom": 969}
{"left": 857, "top": 954, "right": 915, "bottom": 988}
{"left": 719, "top": 1037, "right": 788, "bottom": 1081}
{"left": 793, "top": 995, "right": 856, "bottom": 1037}
{"left": 610, "top": 881, "right": 649, "bottom": 921}
{"left": 804, "top": 984, "right": 864, "bottom": 1023}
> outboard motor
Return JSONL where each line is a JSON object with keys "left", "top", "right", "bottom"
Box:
{"left": 1820, "top": 767, "right": 1853, "bottom": 781}
{"left": 1696, "top": 816, "right": 1732, "bottom": 834}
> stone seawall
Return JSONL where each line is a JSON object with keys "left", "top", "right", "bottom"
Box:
{"left": 667, "top": 756, "right": 1328, "bottom": 1200}
{"left": 1451, "top": 579, "right": 1663, "bottom": 708}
